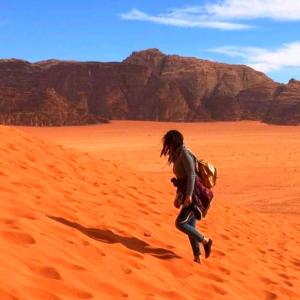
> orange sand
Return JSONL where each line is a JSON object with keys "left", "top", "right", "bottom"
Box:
{"left": 0, "top": 121, "right": 299, "bottom": 299}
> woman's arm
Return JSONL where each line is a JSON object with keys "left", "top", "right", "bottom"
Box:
{"left": 182, "top": 150, "right": 196, "bottom": 197}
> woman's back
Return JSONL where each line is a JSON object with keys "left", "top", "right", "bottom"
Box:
{"left": 172, "top": 144, "right": 196, "bottom": 196}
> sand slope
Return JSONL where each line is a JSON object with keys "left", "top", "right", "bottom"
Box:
{"left": 1, "top": 122, "right": 300, "bottom": 300}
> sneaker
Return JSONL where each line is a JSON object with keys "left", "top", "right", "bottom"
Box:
{"left": 204, "top": 239, "right": 213, "bottom": 258}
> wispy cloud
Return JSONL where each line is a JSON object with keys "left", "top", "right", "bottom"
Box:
{"left": 121, "top": 0, "right": 300, "bottom": 30}
{"left": 210, "top": 42, "right": 300, "bottom": 72}
{"left": 120, "top": 9, "right": 250, "bottom": 30}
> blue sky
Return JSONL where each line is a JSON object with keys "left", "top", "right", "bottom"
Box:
{"left": 1, "top": 0, "right": 300, "bottom": 83}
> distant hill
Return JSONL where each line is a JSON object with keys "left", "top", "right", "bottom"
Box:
{"left": 0, "top": 49, "right": 299, "bottom": 125}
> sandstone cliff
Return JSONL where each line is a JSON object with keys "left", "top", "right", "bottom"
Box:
{"left": 263, "top": 79, "right": 300, "bottom": 125}
{"left": 0, "top": 49, "right": 299, "bottom": 125}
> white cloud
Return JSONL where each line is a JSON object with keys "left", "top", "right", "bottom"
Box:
{"left": 205, "top": 0, "right": 300, "bottom": 21}
{"left": 120, "top": 9, "right": 249, "bottom": 30}
{"left": 210, "top": 42, "right": 300, "bottom": 72}
{"left": 121, "top": 0, "right": 300, "bottom": 30}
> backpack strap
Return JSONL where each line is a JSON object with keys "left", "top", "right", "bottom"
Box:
{"left": 184, "top": 147, "right": 199, "bottom": 172}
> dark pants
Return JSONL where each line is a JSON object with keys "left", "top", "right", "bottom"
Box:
{"left": 175, "top": 205, "right": 204, "bottom": 257}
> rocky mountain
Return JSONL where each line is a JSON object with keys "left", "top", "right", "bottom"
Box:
{"left": 0, "top": 49, "right": 299, "bottom": 125}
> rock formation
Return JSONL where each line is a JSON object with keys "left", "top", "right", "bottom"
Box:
{"left": 263, "top": 79, "right": 300, "bottom": 125}
{"left": 0, "top": 49, "right": 299, "bottom": 125}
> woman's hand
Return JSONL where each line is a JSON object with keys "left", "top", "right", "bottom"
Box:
{"left": 183, "top": 195, "right": 192, "bottom": 207}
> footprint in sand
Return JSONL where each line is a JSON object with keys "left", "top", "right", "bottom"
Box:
{"left": 219, "top": 233, "right": 230, "bottom": 241}
{"left": 7, "top": 143, "right": 17, "bottom": 151}
{"left": 201, "top": 272, "right": 224, "bottom": 283}
{"left": 51, "top": 257, "right": 86, "bottom": 271}
{"left": 278, "top": 272, "right": 290, "bottom": 280}
{"left": 22, "top": 136, "right": 33, "bottom": 142}
{"left": 20, "top": 163, "right": 29, "bottom": 170}
{"left": 264, "top": 291, "right": 278, "bottom": 300}
{"left": 260, "top": 276, "right": 277, "bottom": 285}
{"left": 203, "top": 283, "right": 228, "bottom": 296}
{"left": 216, "top": 265, "right": 231, "bottom": 275}
{"left": 122, "top": 266, "right": 133, "bottom": 275}
{"left": 25, "top": 153, "right": 36, "bottom": 162}
{"left": 213, "top": 249, "right": 226, "bottom": 257}
{"left": 284, "top": 280, "right": 293, "bottom": 287}
{"left": 98, "top": 281, "right": 128, "bottom": 298}
{"left": 2, "top": 218, "right": 19, "bottom": 226}
{"left": 292, "top": 258, "right": 300, "bottom": 269}
{"left": 129, "top": 185, "right": 138, "bottom": 191}
{"left": 1, "top": 230, "right": 35, "bottom": 245}
{"left": 116, "top": 193, "right": 125, "bottom": 199}
{"left": 151, "top": 210, "right": 162, "bottom": 216}
{"left": 125, "top": 191, "right": 137, "bottom": 199}
{"left": 27, "top": 263, "right": 62, "bottom": 280}
{"left": 62, "top": 190, "right": 73, "bottom": 197}
{"left": 138, "top": 209, "right": 150, "bottom": 215}
{"left": 141, "top": 193, "right": 155, "bottom": 199}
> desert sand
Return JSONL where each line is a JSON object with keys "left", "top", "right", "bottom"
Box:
{"left": 0, "top": 120, "right": 299, "bottom": 300}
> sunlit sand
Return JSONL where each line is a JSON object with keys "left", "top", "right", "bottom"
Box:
{"left": 0, "top": 121, "right": 299, "bottom": 299}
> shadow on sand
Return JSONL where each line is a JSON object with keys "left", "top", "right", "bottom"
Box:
{"left": 47, "top": 215, "right": 181, "bottom": 260}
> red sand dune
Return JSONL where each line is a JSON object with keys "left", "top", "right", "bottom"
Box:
{"left": 0, "top": 121, "right": 300, "bottom": 299}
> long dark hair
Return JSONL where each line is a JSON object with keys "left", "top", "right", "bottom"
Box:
{"left": 160, "top": 130, "right": 184, "bottom": 164}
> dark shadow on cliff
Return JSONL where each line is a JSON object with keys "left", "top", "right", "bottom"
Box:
{"left": 47, "top": 215, "right": 181, "bottom": 260}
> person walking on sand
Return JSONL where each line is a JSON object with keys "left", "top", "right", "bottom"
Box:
{"left": 160, "top": 130, "right": 212, "bottom": 264}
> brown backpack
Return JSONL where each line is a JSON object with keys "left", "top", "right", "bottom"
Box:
{"left": 187, "top": 149, "right": 218, "bottom": 189}
{"left": 195, "top": 159, "right": 218, "bottom": 189}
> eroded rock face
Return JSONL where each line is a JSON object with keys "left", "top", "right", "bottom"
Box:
{"left": 263, "top": 79, "right": 300, "bottom": 125}
{"left": 0, "top": 49, "right": 299, "bottom": 125}
{"left": 124, "top": 49, "right": 277, "bottom": 122}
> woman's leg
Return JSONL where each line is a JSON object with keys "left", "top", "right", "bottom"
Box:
{"left": 175, "top": 205, "right": 205, "bottom": 243}
{"left": 186, "top": 216, "right": 200, "bottom": 258}
{"left": 175, "top": 205, "right": 213, "bottom": 260}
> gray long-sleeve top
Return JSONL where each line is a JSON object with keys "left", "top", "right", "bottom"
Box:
{"left": 172, "top": 144, "right": 196, "bottom": 196}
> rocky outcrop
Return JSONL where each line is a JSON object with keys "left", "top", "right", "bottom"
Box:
{"left": 0, "top": 49, "right": 299, "bottom": 125}
{"left": 124, "top": 49, "right": 277, "bottom": 121}
{"left": 263, "top": 79, "right": 300, "bottom": 125}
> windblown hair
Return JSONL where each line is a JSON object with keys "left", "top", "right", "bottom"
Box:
{"left": 160, "top": 130, "right": 184, "bottom": 164}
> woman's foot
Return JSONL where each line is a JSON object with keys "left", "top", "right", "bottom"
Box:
{"left": 193, "top": 256, "right": 202, "bottom": 264}
{"left": 203, "top": 239, "right": 213, "bottom": 258}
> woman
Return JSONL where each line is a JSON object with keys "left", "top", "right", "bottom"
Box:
{"left": 160, "top": 129, "right": 212, "bottom": 264}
